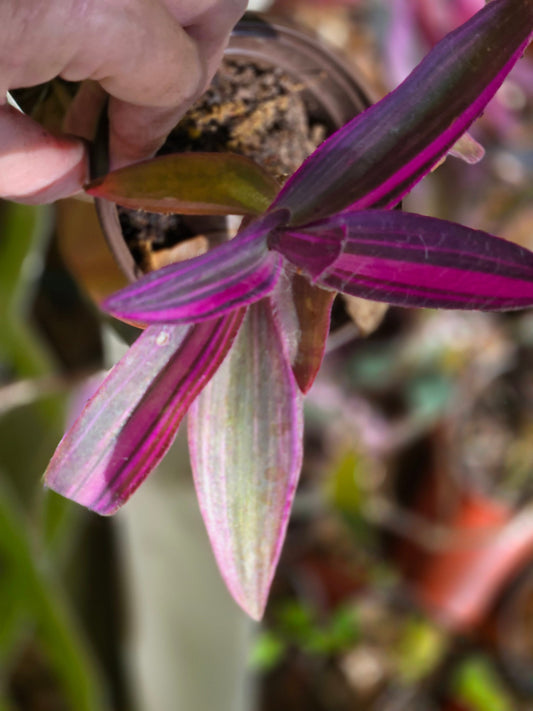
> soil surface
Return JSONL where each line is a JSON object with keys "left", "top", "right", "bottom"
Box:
{"left": 118, "top": 57, "right": 329, "bottom": 272}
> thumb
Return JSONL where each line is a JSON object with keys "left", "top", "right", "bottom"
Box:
{"left": 0, "top": 103, "right": 88, "bottom": 204}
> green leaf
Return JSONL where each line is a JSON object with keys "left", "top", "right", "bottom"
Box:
{"left": 452, "top": 656, "right": 512, "bottom": 711}
{"left": 395, "top": 618, "right": 445, "bottom": 682}
{"left": 0, "top": 478, "right": 110, "bottom": 711}
{"left": 249, "top": 631, "right": 286, "bottom": 671}
{"left": 0, "top": 202, "right": 56, "bottom": 379}
{"left": 86, "top": 152, "right": 280, "bottom": 216}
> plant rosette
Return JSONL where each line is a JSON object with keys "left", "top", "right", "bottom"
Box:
{"left": 45, "top": 1, "right": 533, "bottom": 620}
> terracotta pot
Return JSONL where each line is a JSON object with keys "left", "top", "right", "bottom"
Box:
{"left": 398, "top": 490, "right": 533, "bottom": 639}
{"left": 93, "top": 12, "right": 371, "bottom": 283}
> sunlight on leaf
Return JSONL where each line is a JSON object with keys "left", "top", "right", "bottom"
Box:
{"left": 86, "top": 152, "right": 280, "bottom": 216}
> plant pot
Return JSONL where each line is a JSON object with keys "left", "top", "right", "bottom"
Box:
{"left": 394, "top": 488, "right": 533, "bottom": 642}
{"left": 93, "top": 12, "right": 371, "bottom": 283}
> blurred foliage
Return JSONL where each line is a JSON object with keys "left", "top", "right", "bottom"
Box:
{"left": 393, "top": 617, "right": 446, "bottom": 683}
{"left": 0, "top": 478, "right": 107, "bottom": 710}
{"left": 0, "top": 201, "right": 110, "bottom": 709}
{"left": 452, "top": 657, "right": 513, "bottom": 711}
{"left": 251, "top": 599, "right": 360, "bottom": 671}
{"left": 3, "top": 2, "right": 533, "bottom": 710}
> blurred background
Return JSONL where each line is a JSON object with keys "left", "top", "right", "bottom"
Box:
{"left": 2, "top": 1, "right": 533, "bottom": 709}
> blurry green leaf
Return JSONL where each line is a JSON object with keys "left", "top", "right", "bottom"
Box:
{"left": 303, "top": 606, "right": 359, "bottom": 656}
{"left": 276, "top": 600, "right": 315, "bottom": 644}
{"left": 0, "top": 697, "right": 16, "bottom": 711}
{"left": 40, "top": 489, "right": 81, "bottom": 556}
{"left": 325, "top": 449, "right": 376, "bottom": 546}
{"left": 348, "top": 346, "right": 396, "bottom": 389}
{"left": 0, "top": 396, "right": 65, "bottom": 505}
{"left": 394, "top": 617, "right": 445, "bottom": 682}
{"left": 327, "top": 450, "right": 364, "bottom": 516}
{"left": 0, "top": 202, "right": 55, "bottom": 378}
{"left": 87, "top": 152, "right": 280, "bottom": 216}
{"left": 249, "top": 631, "right": 286, "bottom": 671}
{"left": 0, "top": 568, "right": 26, "bottom": 667}
{"left": 0, "top": 201, "right": 72, "bottom": 530}
{"left": 0, "top": 201, "right": 65, "bottom": 440}
{"left": 452, "top": 656, "right": 512, "bottom": 711}
{"left": 327, "top": 606, "right": 360, "bottom": 650}
{"left": 274, "top": 600, "right": 359, "bottom": 657}
{"left": 0, "top": 202, "right": 51, "bottom": 314}
{"left": 407, "top": 374, "right": 453, "bottom": 420}
{"left": 0, "top": 477, "right": 110, "bottom": 710}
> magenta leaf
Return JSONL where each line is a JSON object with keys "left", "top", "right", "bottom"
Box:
{"left": 270, "top": 210, "right": 533, "bottom": 310}
{"left": 272, "top": 0, "right": 533, "bottom": 223}
{"left": 44, "top": 312, "right": 244, "bottom": 514}
{"left": 188, "top": 300, "right": 303, "bottom": 620}
{"left": 103, "top": 210, "right": 289, "bottom": 324}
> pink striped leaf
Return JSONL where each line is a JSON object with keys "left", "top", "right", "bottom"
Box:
{"left": 86, "top": 151, "right": 279, "bottom": 216}
{"left": 188, "top": 300, "right": 303, "bottom": 619}
{"left": 272, "top": 0, "right": 533, "bottom": 223}
{"left": 270, "top": 210, "right": 533, "bottom": 311}
{"left": 45, "top": 312, "right": 244, "bottom": 514}
{"left": 103, "top": 210, "right": 289, "bottom": 324}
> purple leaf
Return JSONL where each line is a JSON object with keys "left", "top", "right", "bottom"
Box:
{"left": 271, "top": 210, "right": 533, "bottom": 310}
{"left": 188, "top": 300, "right": 303, "bottom": 620}
{"left": 103, "top": 210, "right": 289, "bottom": 324}
{"left": 272, "top": 0, "right": 533, "bottom": 223}
{"left": 44, "top": 313, "right": 244, "bottom": 514}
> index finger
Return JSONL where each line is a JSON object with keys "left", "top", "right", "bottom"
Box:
{"left": 101, "top": 0, "right": 247, "bottom": 168}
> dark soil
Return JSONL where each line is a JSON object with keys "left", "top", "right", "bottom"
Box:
{"left": 118, "top": 57, "right": 329, "bottom": 272}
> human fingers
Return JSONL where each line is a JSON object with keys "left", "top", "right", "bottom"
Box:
{"left": 0, "top": 102, "right": 87, "bottom": 204}
{"left": 104, "top": 0, "right": 247, "bottom": 167}
{"left": 0, "top": 0, "right": 246, "bottom": 197}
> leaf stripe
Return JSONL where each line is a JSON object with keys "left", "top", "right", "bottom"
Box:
{"left": 320, "top": 269, "right": 533, "bottom": 310}
{"left": 274, "top": 210, "right": 533, "bottom": 311}
{"left": 104, "top": 211, "right": 288, "bottom": 324}
{"left": 340, "top": 240, "right": 533, "bottom": 279}
{"left": 188, "top": 301, "right": 303, "bottom": 619}
{"left": 45, "top": 312, "right": 244, "bottom": 514}
{"left": 89, "top": 311, "right": 244, "bottom": 511}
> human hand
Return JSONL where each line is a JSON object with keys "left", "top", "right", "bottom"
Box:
{"left": 0, "top": 0, "right": 246, "bottom": 204}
